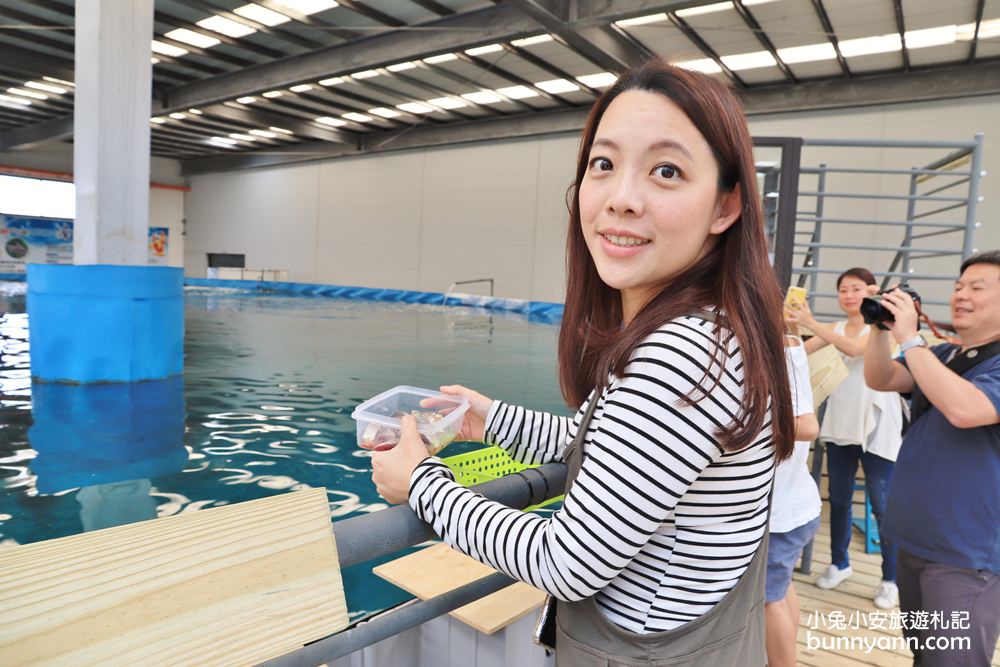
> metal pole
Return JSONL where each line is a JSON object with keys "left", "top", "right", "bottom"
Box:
{"left": 334, "top": 462, "right": 567, "bottom": 568}
{"left": 259, "top": 572, "right": 520, "bottom": 667}
{"left": 963, "top": 133, "right": 985, "bottom": 259}
{"left": 773, "top": 138, "right": 803, "bottom": 290}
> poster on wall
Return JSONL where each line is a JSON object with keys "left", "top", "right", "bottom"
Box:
{"left": 0, "top": 214, "right": 73, "bottom": 274}
{"left": 148, "top": 227, "right": 169, "bottom": 265}
{"left": 0, "top": 214, "right": 169, "bottom": 272}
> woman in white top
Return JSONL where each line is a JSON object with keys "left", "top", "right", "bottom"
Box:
{"left": 765, "top": 334, "right": 822, "bottom": 667}
{"left": 786, "top": 267, "right": 903, "bottom": 610}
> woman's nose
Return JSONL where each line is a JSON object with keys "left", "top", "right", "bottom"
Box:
{"left": 607, "top": 175, "right": 643, "bottom": 216}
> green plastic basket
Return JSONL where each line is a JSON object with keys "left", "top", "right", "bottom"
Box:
{"left": 441, "top": 445, "right": 562, "bottom": 511}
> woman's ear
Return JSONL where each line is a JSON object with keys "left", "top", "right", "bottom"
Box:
{"left": 710, "top": 186, "right": 742, "bottom": 235}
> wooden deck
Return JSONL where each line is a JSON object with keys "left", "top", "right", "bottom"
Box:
{"left": 792, "top": 507, "right": 1000, "bottom": 667}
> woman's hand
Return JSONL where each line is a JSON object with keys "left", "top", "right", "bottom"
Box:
{"left": 794, "top": 298, "right": 817, "bottom": 327}
{"left": 437, "top": 384, "right": 492, "bottom": 442}
{"left": 371, "top": 416, "right": 429, "bottom": 504}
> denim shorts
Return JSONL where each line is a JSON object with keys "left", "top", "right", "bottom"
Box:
{"left": 766, "top": 516, "right": 821, "bottom": 603}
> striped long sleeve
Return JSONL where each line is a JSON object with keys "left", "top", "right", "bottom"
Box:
{"left": 483, "top": 400, "right": 573, "bottom": 465}
{"left": 408, "top": 315, "right": 775, "bottom": 633}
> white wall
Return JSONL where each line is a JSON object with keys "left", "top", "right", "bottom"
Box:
{"left": 185, "top": 135, "right": 578, "bottom": 301}
{"left": 184, "top": 95, "right": 1000, "bottom": 309}
{"left": 0, "top": 140, "right": 187, "bottom": 268}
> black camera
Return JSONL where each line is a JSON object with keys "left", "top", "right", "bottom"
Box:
{"left": 860, "top": 283, "right": 921, "bottom": 330}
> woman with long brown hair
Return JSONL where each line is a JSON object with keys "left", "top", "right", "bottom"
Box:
{"left": 372, "top": 59, "right": 793, "bottom": 664}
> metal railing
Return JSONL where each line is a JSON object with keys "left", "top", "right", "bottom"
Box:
{"left": 789, "top": 135, "right": 985, "bottom": 319}
{"left": 442, "top": 278, "right": 494, "bottom": 306}
{"left": 261, "top": 462, "right": 567, "bottom": 666}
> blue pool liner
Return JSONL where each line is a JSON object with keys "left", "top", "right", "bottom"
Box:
{"left": 29, "top": 376, "right": 187, "bottom": 494}
{"left": 27, "top": 264, "right": 184, "bottom": 383}
{"left": 184, "top": 277, "right": 565, "bottom": 323}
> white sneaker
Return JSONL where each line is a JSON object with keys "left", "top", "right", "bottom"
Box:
{"left": 816, "top": 564, "right": 853, "bottom": 589}
{"left": 874, "top": 581, "right": 899, "bottom": 609}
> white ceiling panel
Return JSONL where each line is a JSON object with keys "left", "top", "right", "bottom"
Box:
{"left": 735, "top": 66, "right": 789, "bottom": 84}
{"left": 901, "top": 0, "right": 978, "bottom": 30}
{"left": 786, "top": 59, "right": 845, "bottom": 79}
{"left": 683, "top": 10, "right": 769, "bottom": 57}
{"left": 843, "top": 52, "right": 906, "bottom": 73}
{"left": 623, "top": 23, "right": 715, "bottom": 63}
{"left": 907, "top": 42, "right": 974, "bottom": 66}
{"left": 826, "top": 0, "right": 898, "bottom": 39}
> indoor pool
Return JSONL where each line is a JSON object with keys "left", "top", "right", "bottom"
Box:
{"left": 0, "top": 281, "right": 568, "bottom": 620}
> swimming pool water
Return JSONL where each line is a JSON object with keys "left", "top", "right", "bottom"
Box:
{"left": 0, "top": 282, "right": 568, "bottom": 620}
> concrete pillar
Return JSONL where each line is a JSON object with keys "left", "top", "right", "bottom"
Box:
{"left": 27, "top": 0, "right": 183, "bottom": 384}
{"left": 73, "top": 0, "right": 154, "bottom": 265}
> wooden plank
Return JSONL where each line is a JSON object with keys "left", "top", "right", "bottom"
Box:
{"left": 374, "top": 543, "right": 546, "bottom": 635}
{"left": 0, "top": 487, "right": 349, "bottom": 666}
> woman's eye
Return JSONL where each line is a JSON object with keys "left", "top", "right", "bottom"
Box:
{"left": 654, "top": 164, "right": 678, "bottom": 179}
{"left": 589, "top": 157, "right": 612, "bottom": 171}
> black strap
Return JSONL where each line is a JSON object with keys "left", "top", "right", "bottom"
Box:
{"left": 908, "top": 340, "right": 1000, "bottom": 424}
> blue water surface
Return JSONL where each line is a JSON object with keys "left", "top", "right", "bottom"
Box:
{"left": 0, "top": 282, "right": 568, "bottom": 620}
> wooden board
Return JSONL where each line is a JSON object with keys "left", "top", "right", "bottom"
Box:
{"left": 0, "top": 487, "right": 349, "bottom": 666}
{"left": 374, "top": 543, "right": 546, "bottom": 635}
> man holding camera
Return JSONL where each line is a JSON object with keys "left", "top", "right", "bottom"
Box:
{"left": 864, "top": 250, "right": 1000, "bottom": 666}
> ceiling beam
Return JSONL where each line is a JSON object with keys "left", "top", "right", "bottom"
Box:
{"left": 180, "top": 59, "right": 1000, "bottom": 175}
{"left": 809, "top": 0, "right": 851, "bottom": 77}
{"left": 0, "top": 116, "right": 73, "bottom": 151}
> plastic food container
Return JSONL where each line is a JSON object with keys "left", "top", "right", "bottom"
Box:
{"left": 351, "top": 385, "right": 469, "bottom": 455}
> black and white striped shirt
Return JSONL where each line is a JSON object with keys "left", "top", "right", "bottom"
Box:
{"left": 409, "top": 314, "right": 775, "bottom": 633}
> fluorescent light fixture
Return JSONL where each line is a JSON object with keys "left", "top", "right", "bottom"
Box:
{"left": 262, "top": 90, "right": 283, "bottom": 98}
{"left": 674, "top": 58, "right": 723, "bottom": 73}
{"left": 165, "top": 28, "right": 220, "bottom": 49}
{"left": 511, "top": 34, "right": 553, "bottom": 47}
{"left": 270, "top": 0, "right": 338, "bottom": 14}
{"left": 369, "top": 107, "right": 400, "bottom": 118}
{"left": 188, "top": 108, "right": 203, "bottom": 115}
{"left": 976, "top": 18, "right": 1000, "bottom": 39}
{"left": 776, "top": 42, "right": 836, "bottom": 64}
{"left": 169, "top": 112, "right": 187, "bottom": 119}
{"left": 720, "top": 50, "right": 777, "bottom": 71}
{"left": 904, "top": 25, "right": 957, "bottom": 49}
{"left": 43, "top": 76, "right": 74, "bottom": 87}
{"left": 396, "top": 101, "right": 435, "bottom": 114}
{"left": 535, "top": 78, "right": 580, "bottom": 94}
{"left": 150, "top": 117, "right": 167, "bottom": 124}
{"left": 197, "top": 15, "right": 257, "bottom": 38}
{"left": 209, "top": 136, "right": 239, "bottom": 145}
{"left": 290, "top": 83, "right": 314, "bottom": 92}
{"left": 151, "top": 57, "right": 160, "bottom": 64}
{"left": 233, "top": 3, "right": 291, "bottom": 26}
{"left": 576, "top": 72, "right": 618, "bottom": 88}
{"left": 249, "top": 129, "right": 278, "bottom": 138}
{"left": 742, "top": 0, "right": 781, "bottom": 4}
{"left": 676, "top": 2, "right": 733, "bottom": 17}
{"left": 229, "top": 133, "right": 256, "bottom": 141}
{"left": 495, "top": 85, "right": 538, "bottom": 99}
{"left": 25, "top": 81, "right": 67, "bottom": 95}
{"left": 316, "top": 116, "right": 347, "bottom": 126}
{"left": 387, "top": 61, "right": 417, "bottom": 72}
{"left": 351, "top": 70, "right": 379, "bottom": 79}
{"left": 319, "top": 76, "right": 345, "bottom": 86}
{"left": 838, "top": 33, "right": 902, "bottom": 58}
{"left": 424, "top": 53, "right": 458, "bottom": 64}
{"left": 0, "top": 94, "right": 30, "bottom": 108}
{"left": 151, "top": 40, "right": 188, "bottom": 57}
{"left": 236, "top": 96, "right": 257, "bottom": 103}
{"left": 342, "top": 112, "right": 372, "bottom": 122}
{"left": 462, "top": 90, "right": 503, "bottom": 104}
{"left": 615, "top": 13, "right": 667, "bottom": 26}
{"left": 6, "top": 87, "right": 46, "bottom": 100}
{"left": 465, "top": 43, "right": 503, "bottom": 56}
{"left": 270, "top": 126, "right": 294, "bottom": 134}
{"left": 427, "top": 96, "right": 466, "bottom": 109}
